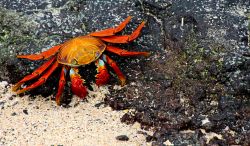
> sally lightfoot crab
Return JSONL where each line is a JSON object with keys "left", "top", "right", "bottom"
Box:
{"left": 12, "top": 16, "right": 150, "bottom": 105}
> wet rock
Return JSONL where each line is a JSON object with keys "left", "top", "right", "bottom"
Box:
{"left": 146, "top": 134, "right": 156, "bottom": 142}
{"left": 121, "top": 113, "right": 136, "bottom": 125}
{"left": 208, "top": 137, "right": 227, "bottom": 146}
{"left": 104, "top": 96, "right": 130, "bottom": 110}
{"left": 151, "top": 141, "right": 166, "bottom": 146}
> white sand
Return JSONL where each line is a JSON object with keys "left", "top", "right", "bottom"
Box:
{"left": 0, "top": 81, "right": 152, "bottom": 146}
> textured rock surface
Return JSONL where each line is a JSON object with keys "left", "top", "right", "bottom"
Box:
{"left": 0, "top": 0, "right": 249, "bottom": 145}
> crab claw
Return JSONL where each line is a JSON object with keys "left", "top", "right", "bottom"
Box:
{"left": 95, "top": 59, "right": 110, "bottom": 86}
{"left": 70, "top": 68, "right": 87, "bottom": 98}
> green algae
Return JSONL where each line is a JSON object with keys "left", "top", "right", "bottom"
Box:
{"left": 162, "top": 31, "right": 227, "bottom": 104}
{"left": 0, "top": 8, "right": 37, "bottom": 59}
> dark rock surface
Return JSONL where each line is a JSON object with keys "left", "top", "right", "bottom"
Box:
{"left": 0, "top": 0, "right": 249, "bottom": 145}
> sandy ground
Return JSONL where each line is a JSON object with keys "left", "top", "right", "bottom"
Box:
{"left": 0, "top": 81, "right": 152, "bottom": 146}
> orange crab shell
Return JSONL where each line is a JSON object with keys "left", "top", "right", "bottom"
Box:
{"left": 57, "top": 36, "right": 106, "bottom": 67}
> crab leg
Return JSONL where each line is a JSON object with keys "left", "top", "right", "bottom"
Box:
{"left": 15, "top": 61, "right": 59, "bottom": 94}
{"left": 70, "top": 68, "right": 87, "bottom": 98}
{"left": 102, "top": 55, "right": 126, "bottom": 86}
{"left": 95, "top": 59, "right": 110, "bottom": 86}
{"left": 17, "top": 45, "right": 61, "bottom": 60}
{"left": 106, "top": 46, "right": 150, "bottom": 57}
{"left": 55, "top": 66, "right": 67, "bottom": 105}
{"left": 12, "top": 56, "right": 56, "bottom": 91}
{"left": 100, "top": 21, "right": 145, "bottom": 43}
{"left": 89, "top": 16, "right": 132, "bottom": 37}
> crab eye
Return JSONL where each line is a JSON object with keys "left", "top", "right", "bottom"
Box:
{"left": 72, "top": 59, "right": 78, "bottom": 65}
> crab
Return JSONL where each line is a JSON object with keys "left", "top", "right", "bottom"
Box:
{"left": 12, "top": 16, "right": 150, "bottom": 105}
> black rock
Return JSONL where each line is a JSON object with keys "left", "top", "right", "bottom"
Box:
{"left": 116, "top": 135, "right": 129, "bottom": 141}
{"left": 23, "top": 109, "right": 28, "bottom": 115}
{"left": 11, "top": 112, "right": 17, "bottom": 116}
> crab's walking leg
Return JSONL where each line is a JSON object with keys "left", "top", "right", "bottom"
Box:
{"left": 102, "top": 55, "right": 126, "bottom": 86}
{"left": 15, "top": 62, "right": 59, "bottom": 94}
{"left": 55, "top": 66, "right": 67, "bottom": 105}
{"left": 17, "top": 45, "right": 61, "bottom": 60}
{"left": 12, "top": 56, "right": 56, "bottom": 91}
{"left": 70, "top": 68, "right": 87, "bottom": 98}
{"left": 89, "top": 16, "right": 132, "bottom": 37}
{"left": 106, "top": 46, "right": 150, "bottom": 57}
{"left": 100, "top": 21, "right": 145, "bottom": 43}
{"left": 95, "top": 59, "right": 110, "bottom": 86}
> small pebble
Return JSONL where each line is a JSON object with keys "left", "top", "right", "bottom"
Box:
{"left": 0, "top": 101, "right": 5, "bottom": 105}
{"left": 11, "top": 112, "right": 17, "bottom": 116}
{"left": 116, "top": 135, "right": 129, "bottom": 141}
{"left": 23, "top": 109, "right": 28, "bottom": 115}
{"left": 94, "top": 102, "right": 105, "bottom": 108}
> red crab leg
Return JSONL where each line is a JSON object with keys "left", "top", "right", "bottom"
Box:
{"left": 55, "top": 66, "right": 67, "bottom": 105}
{"left": 70, "top": 68, "right": 87, "bottom": 98}
{"left": 17, "top": 45, "right": 61, "bottom": 60}
{"left": 12, "top": 56, "right": 56, "bottom": 91}
{"left": 89, "top": 16, "right": 132, "bottom": 37}
{"left": 106, "top": 45, "right": 150, "bottom": 57}
{"left": 15, "top": 61, "right": 59, "bottom": 94}
{"left": 102, "top": 55, "right": 126, "bottom": 86}
{"left": 95, "top": 59, "right": 110, "bottom": 86}
{"left": 100, "top": 21, "right": 145, "bottom": 43}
